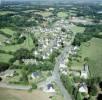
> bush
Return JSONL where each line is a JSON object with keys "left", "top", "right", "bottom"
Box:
{"left": 31, "top": 83, "right": 37, "bottom": 89}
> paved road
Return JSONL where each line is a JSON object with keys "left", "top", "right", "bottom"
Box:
{"left": 38, "top": 34, "right": 75, "bottom": 100}
{"left": 52, "top": 43, "right": 72, "bottom": 100}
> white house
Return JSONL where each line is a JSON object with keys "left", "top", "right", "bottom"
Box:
{"left": 31, "top": 72, "right": 40, "bottom": 79}
{"left": 79, "top": 83, "right": 88, "bottom": 94}
{"left": 43, "top": 84, "right": 55, "bottom": 93}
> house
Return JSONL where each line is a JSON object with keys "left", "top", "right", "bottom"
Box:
{"left": 81, "top": 64, "right": 89, "bottom": 79}
{"left": 59, "top": 63, "right": 67, "bottom": 69}
{"left": 61, "top": 69, "right": 68, "bottom": 75}
{"left": 79, "top": 83, "right": 88, "bottom": 94}
{"left": 0, "top": 70, "right": 15, "bottom": 78}
{"left": 43, "top": 83, "right": 55, "bottom": 93}
{"left": 22, "top": 59, "right": 37, "bottom": 65}
{"left": 31, "top": 72, "right": 40, "bottom": 79}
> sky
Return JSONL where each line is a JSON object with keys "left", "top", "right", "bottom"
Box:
{"left": 1, "top": 0, "right": 101, "bottom": 3}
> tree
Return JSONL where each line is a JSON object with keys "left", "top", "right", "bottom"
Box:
{"left": 31, "top": 83, "right": 37, "bottom": 89}
{"left": 14, "top": 48, "right": 33, "bottom": 62}
{"left": 97, "top": 94, "right": 102, "bottom": 100}
{"left": 0, "top": 77, "right": 2, "bottom": 81}
{"left": 61, "top": 28, "right": 66, "bottom": 32}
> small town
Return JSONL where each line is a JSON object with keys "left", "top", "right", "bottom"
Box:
{"left": 0, "top": 0, "right": 102, "bottom": 100}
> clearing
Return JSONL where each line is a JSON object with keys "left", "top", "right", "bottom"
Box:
{"left": 0, "top": 88, "right": 50, "bottom": 100}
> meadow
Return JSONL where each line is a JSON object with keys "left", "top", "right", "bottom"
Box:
{"left": 57, "top": 12, "right": 68, "bottom": 18}
{"left": 72, "top": 38, "right": 102, "bottom": 78}
{"left": 0, "top": 28, "right": 16, "bottom": 36}
{"left": 0, "top": 88, "right": 50, "bottom": 100}
{"left": 0, "top": 35, "right": 34, "bottom": 52}
{"left": 0, "top": 53, "right": 13, "bottom": 63}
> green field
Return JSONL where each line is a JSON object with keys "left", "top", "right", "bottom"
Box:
{"left": 0, "top": 35, "right": 34, "bottom": 52}
{"left": 35, "top": 11, "right": 52, "bottom": 17}
{"left": 78, "top": 38, "right": 102, "bottom": 78}
{"left": 0, "top": 11, "right": 16, "bottom": 15}
{"left": 0, "top": 34, "right": 8, "bottom": 42}
{"left": 0, "top": 53, "right": 13, "bottom": 63}
{"left": 57, "top": 12, "right": 68, "bottom": 18}
{"left": 70, "top": 25, "right": 85, "bottom": 33}
{"left": 0, "top": 28, "right": 16, "bottom": 36}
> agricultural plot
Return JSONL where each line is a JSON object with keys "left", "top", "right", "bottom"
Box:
{"left": 0, "top": 88, "right": 50, "bottom": 100}
{"left": 78, "top": 38, "right": 102, "bottom": 78}
{"left": 0, "top": 53, "right": 13, "bottom": 63}
{"left": 0, "top": 11, "right": 16, "bottom": 15}
{"left": 0, "top": 34, "right": 8, "bottom": 43}
{"left": 57, "top": 12, "right": 68, "bottom": 18}
{"left": 70, "top": 25, "right": 85, "bottom": 33}
{"left": 0, "top": 35, "right": 34, "bottom": 52}
{"left": 35, "top": 11, "right": 52, "bottom": 17}
{"left": 0, "top": 28, "right": 16, "bottom": 36}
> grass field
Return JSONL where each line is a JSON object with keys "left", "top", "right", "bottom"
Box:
{"left": 0, "top": 28, "right": 16, "bottom": 36}
{"left": 0, "top": 11, "right": 16, "bottom": 15}
{"left": 0, "top": 88, "right": 50, "bottom": 100}
{"left": 0, "top": 53, "right": 13, "bottom": 63}
{"left": 0, "top": 34, "right": 8, "bottom": 42}
{"left": 35, "top": 11, "right": 52, "bottom": 17}
{"left": 57, "top": 12, "right": 68, "bottom": 18}
{"left": 70, "top": 25, "right": 85, "bottom": 33}
{"left": 74, "top": 38, "right": 102, "bottom": 78}
{"left": 0, "top": 35, "right": 34, "bottom": 52}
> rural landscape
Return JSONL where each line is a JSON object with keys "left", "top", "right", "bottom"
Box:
{"left": 0, "top": 0, "right": 102, "bottom": 100}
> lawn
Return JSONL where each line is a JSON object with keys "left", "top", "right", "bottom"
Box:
{"left": 78, "top": 38, "right": 102, "bottom": 78}
{"left": 0, "top": 35, "right": 34, "bottom": 52}
{"left": 0, "top": 28, "right": 16, "bottom": 36}
{"left": 0, "top": 53, "right": 13, "bottom": 63}
{"left": 57, "top": 12, "right": 68, "bottom": 18}
{"left": 0, "top": 88, "right": 50, "bottom": 100}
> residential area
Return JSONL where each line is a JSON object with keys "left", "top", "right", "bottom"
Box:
{"left": 0, "top": 0, "right": 102, "bottom": 100}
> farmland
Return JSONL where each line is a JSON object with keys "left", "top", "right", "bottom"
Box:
{"left": 0, "top": 35, "right": 34, "bottom": 52}
{"left": 57, "top": 12, "right": 68, "bottom": 18}
{"left": 0, "top": 11, "right": 16, "bottom": 15}
{"left": 0, "top": 88, "right": 50, "bottom": 100}
{"left": 35, "top": 11, "right": 53, "bottom": 17}
{"left": 80, "top": 38, "right": 102, "bottom": 78}
{"left": 0, "top": 53, "right": 13, "bottom": 63}
{"left": 72, "top": 38, "right": 102, "bottom": 77}
{"left": 0, "top": 34, "right": 8, "bottom": 43}
{"left": 0, "top": 28, "right": 16, "bottom": 36}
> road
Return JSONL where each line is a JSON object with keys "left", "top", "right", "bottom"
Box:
{"left": 38, "top": 32, "right": 75, "bottom": 100}
{"left": 52, "top": 38, "right": 75, "bottom": 100}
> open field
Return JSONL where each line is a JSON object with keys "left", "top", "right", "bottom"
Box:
{"left": 57, "top": 12, "right": 68, "bottom": 18}
{"left": 35, "top": 11, "right": 52, "bottom": 17}
{"left": 0, "top": 53, "right": 13, "bottom": 63}
{"left": 0, "top": 11, "right": 16, "bottom": 15}
{"left": 0, "top": 88, "right": 50, "bottom": 100}
{"left": 0, "top": 34, "right": 7, "bottom": 42}
{"left": 73, "top": 38, "right": 102, "bottom": 78}
{"left": 0, "top": 28, "right": 16, "bottom": 36}
{"left": 0, "top": 35, "right": 34, "bottom": 52}
{"left": 70, "top": 25, "right": 85, "bottom": 33}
